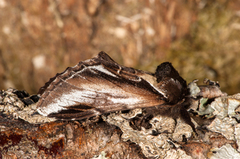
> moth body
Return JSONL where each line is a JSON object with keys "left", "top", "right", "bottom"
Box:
{"left": 36, "top": 51, "right": 193, "bottom": 131}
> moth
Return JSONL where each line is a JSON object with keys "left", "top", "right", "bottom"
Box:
{"left": 37, "top": 51, "right": 195, "bottom": 132}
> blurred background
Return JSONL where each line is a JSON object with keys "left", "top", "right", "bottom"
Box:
{"left": 0, "top": 0, "right": 240, "bottom": 95}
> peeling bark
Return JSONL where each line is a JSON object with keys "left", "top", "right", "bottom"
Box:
{"left": 1, "top": 84, "right": 240, "bottom": 158}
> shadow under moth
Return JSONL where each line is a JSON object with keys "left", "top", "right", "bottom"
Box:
{"left": 36, "top": 51, "right": 196, "bottom": 132}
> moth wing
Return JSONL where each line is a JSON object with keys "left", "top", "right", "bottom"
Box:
{"left": 37, "top": 52, "right": 166, "bottom": 120}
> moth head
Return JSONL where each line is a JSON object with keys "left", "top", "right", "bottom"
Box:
{"left": 155, "top": 62, "right": 188, "bottom": 104}
{"left": 155, "top": 62, "right": 179, "bottom": 82}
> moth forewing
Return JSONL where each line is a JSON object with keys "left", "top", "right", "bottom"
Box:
{"left": 36, "top": 52, "right": 167, "bottom": 119}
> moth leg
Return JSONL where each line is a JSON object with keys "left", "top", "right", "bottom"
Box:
{"left": 139, "top": 113, "right": 154, "bottom": 129}
{"left": 129, "top": 113, "right": 153, "bottom": 130}
{"left": 179, "top": 105, "right": 197, "bottom": 134}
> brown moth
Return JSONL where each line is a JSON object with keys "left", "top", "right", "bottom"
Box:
{"left": 36, "top": 51, "right": 195, "bottom": 132}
